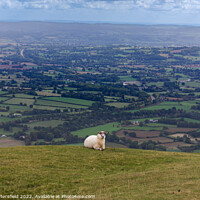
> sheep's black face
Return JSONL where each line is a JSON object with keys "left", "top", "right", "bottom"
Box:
{"left": 97, "top": 131, "right": 108, "bottom": 139}
{"left": 97, "top": 133, "right": 106, "bottom": 139}
{"left": 101, "top": 134, "right": 105, "bottom": 139}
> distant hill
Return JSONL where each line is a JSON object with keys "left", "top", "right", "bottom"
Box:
{"left": 1, "top": 145, "right": 200, "bottom": 199}
{"left": 1, "top": 22, "right": 200, "bottom": 46}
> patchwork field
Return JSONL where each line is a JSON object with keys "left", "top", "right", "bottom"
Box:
{"left": 114, "top": 125, "right": 198, "bottom": 150}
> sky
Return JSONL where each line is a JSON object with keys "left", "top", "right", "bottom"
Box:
{"left": 0, "top": 0, "right": 200, "bottom": 25}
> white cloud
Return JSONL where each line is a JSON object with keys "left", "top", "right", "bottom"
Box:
{"left": 0, "top": 0, "right": 21, "bottom": 8}
{"left": 0, "top": 0, "right": 200, "bottom": 11}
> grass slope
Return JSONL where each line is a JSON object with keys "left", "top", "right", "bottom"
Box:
{"left": 1, "top": 146, "right": 200, "bottom": 200}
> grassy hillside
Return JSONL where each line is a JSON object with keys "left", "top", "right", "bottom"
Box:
{"left": 1, "top": 146, "right": 200, "bottom": 200}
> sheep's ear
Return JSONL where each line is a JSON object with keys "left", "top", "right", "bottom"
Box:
{"left": 98, "top": 132, "right": 101, "bottom": 134}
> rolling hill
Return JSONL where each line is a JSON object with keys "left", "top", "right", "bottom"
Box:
{"left": 1, "top": 22, "right": 200, "bottom": 46}
{"left": 1, "top": 146, "right": 200, "bottom": 199}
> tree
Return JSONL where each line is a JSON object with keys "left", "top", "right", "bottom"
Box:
{"left": 129, "top": 141, "right": 139, "bottom": 149}
{"left": 30, "top": 132, "right": 38, "bottom": 141}
{"left": 45, "top": 133, "right": 54, "bottom": 142}
{"left": 25, "top": 135, "right": 31, "bottom": 145}
{"left": 128, "top": 132, "right": 136, "bottom": 137}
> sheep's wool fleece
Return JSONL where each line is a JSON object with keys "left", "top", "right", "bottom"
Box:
{"left": 84, "top": 135, "right": 99, "bottom": 148}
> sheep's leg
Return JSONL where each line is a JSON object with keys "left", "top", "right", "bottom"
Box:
{"left": 93, "top": 143, "right": 104, "bottom": 150}
{"left": 93, "top": 146, "right": 100, "bottom": 150}
{"left": 94, "top": 147, "right": 103, "bottom": 151}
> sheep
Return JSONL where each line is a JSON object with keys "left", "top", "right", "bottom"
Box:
{"left": 84, "top": 131, "right": 108, "bottom": 150}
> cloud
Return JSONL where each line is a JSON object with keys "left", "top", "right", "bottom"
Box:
{"left": 1, "top": 0, "right": 200, "bottom": 11}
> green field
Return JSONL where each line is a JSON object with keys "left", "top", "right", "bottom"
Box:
{"left": 142, "top": 101, "right": 197, "bottom": 111}
{"left": 33, "top": 105, "right": 61, "bottom": 111}
{"left": 0, "top": 116, "right": 19, "bottom": 123}
{"left": 0, "top": 104, "right": 31, "bottom": 112}
{"left": 0, "top": 97, "right": 10, "bottom": 102}
{"left": 72, "top": 122, "right": 121, "bottom": 137}
{"left": 5, "top": 98, "right": 35, "bottom": 106}
{"left": 1, "top": 146, "right": 200, "bottom": 199}
{"left": 7, "top": 94, "right": 37, "bottom": 99}
{"left": 119, "top": 75, "right": 137, "bottom": 82}
{"left": 71, "top": 119, "right": 170, "bottom": 137}
{"left": 35, "top": 99, "right": 87, "bottom": 109}
{"left": 42, "top": 97, "right": 94, "bottom": 106}
{"left": 0, "top": 127, "right": 22, "bottom": 136}
{"left": 106, "top": 102, "right": 130, "bottom": 108}
{"left": 0, "top": 91, "right": 8, "bottom": 95}
{"left": 147, "top": 82, "right": 164, "bottom": 87}
{"left": 176, "top": 118, "right": 200, "bottom": 123}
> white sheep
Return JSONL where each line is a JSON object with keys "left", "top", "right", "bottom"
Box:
{"left": 84, "top": 131, "right": 108, "bottom": 150}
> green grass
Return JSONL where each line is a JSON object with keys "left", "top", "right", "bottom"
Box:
{"left": 106, "top": 102, "right": 130, "bottom": 108}
{"left": 0, "top": 127, "right": 22, "bottom": 136}
{"left": 71, "top": 120, "right": 165, "bottom": 137}
{"left": 177, "top": 118, "right": 200, "bottom": 123}
{"left": 33, "top": 105, "right": 62, "bottom": 111}
{"left": 64, "top": 87, "right": 77, "bottom": 91}
{"left": 185, "top": 81, "right": 200, "bottom": 88}
{"left": 119, "top": 75, "right": 136, "bottom": 82}
{"left": 142, "top": 101, "right": 197, "bottom": 111}
{"left": 104, "top": 98, "right": 118, "bottom": 102}
{"left": 5, "top": 98, "right": 35, "bottom": 106}
{"left": 104, "top": 96, "right": 120, "bottom": 102}
{"left": 0, "top": 111, "right": 9, "bottom": 116}
{"left": 35, "top": 99, "right": 87, "bottom": 109}
{"left": 0, "top": 97, "right": 10, "bottom": 102}
{"left": 0, "top": 104, "right": 31, "bottom": 112}
{"left": 11, "top": 94, "right": 37, "bottom": 99}
{"left": 64, "top": 143, "right": 84, "bottom": 146}
{"left": 36, "top": 91, "right": 61, "bottom": 97}
{"left": 1, "top": 146, "right": 200, "bottom": 199}
{"left": 0, "top": 116, "right": 19, "bottom": 123}
{"left": 146, "top": 82, "right": 164, "bottom": 87}
{"left": 0, "top": 91, "right": 8, "bottom": 95}
{"left": 42, "top": 97, "right": 94, "bottom": 106}
{"left": 72, "top": 122, "right": 121, "bottom": 137}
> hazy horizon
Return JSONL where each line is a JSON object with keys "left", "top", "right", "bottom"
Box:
{"left": 0, "top": 0, "right": 200, "bottom": 25}
{"left": 1, "top": 20, "right": 200, "bottom": 27}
